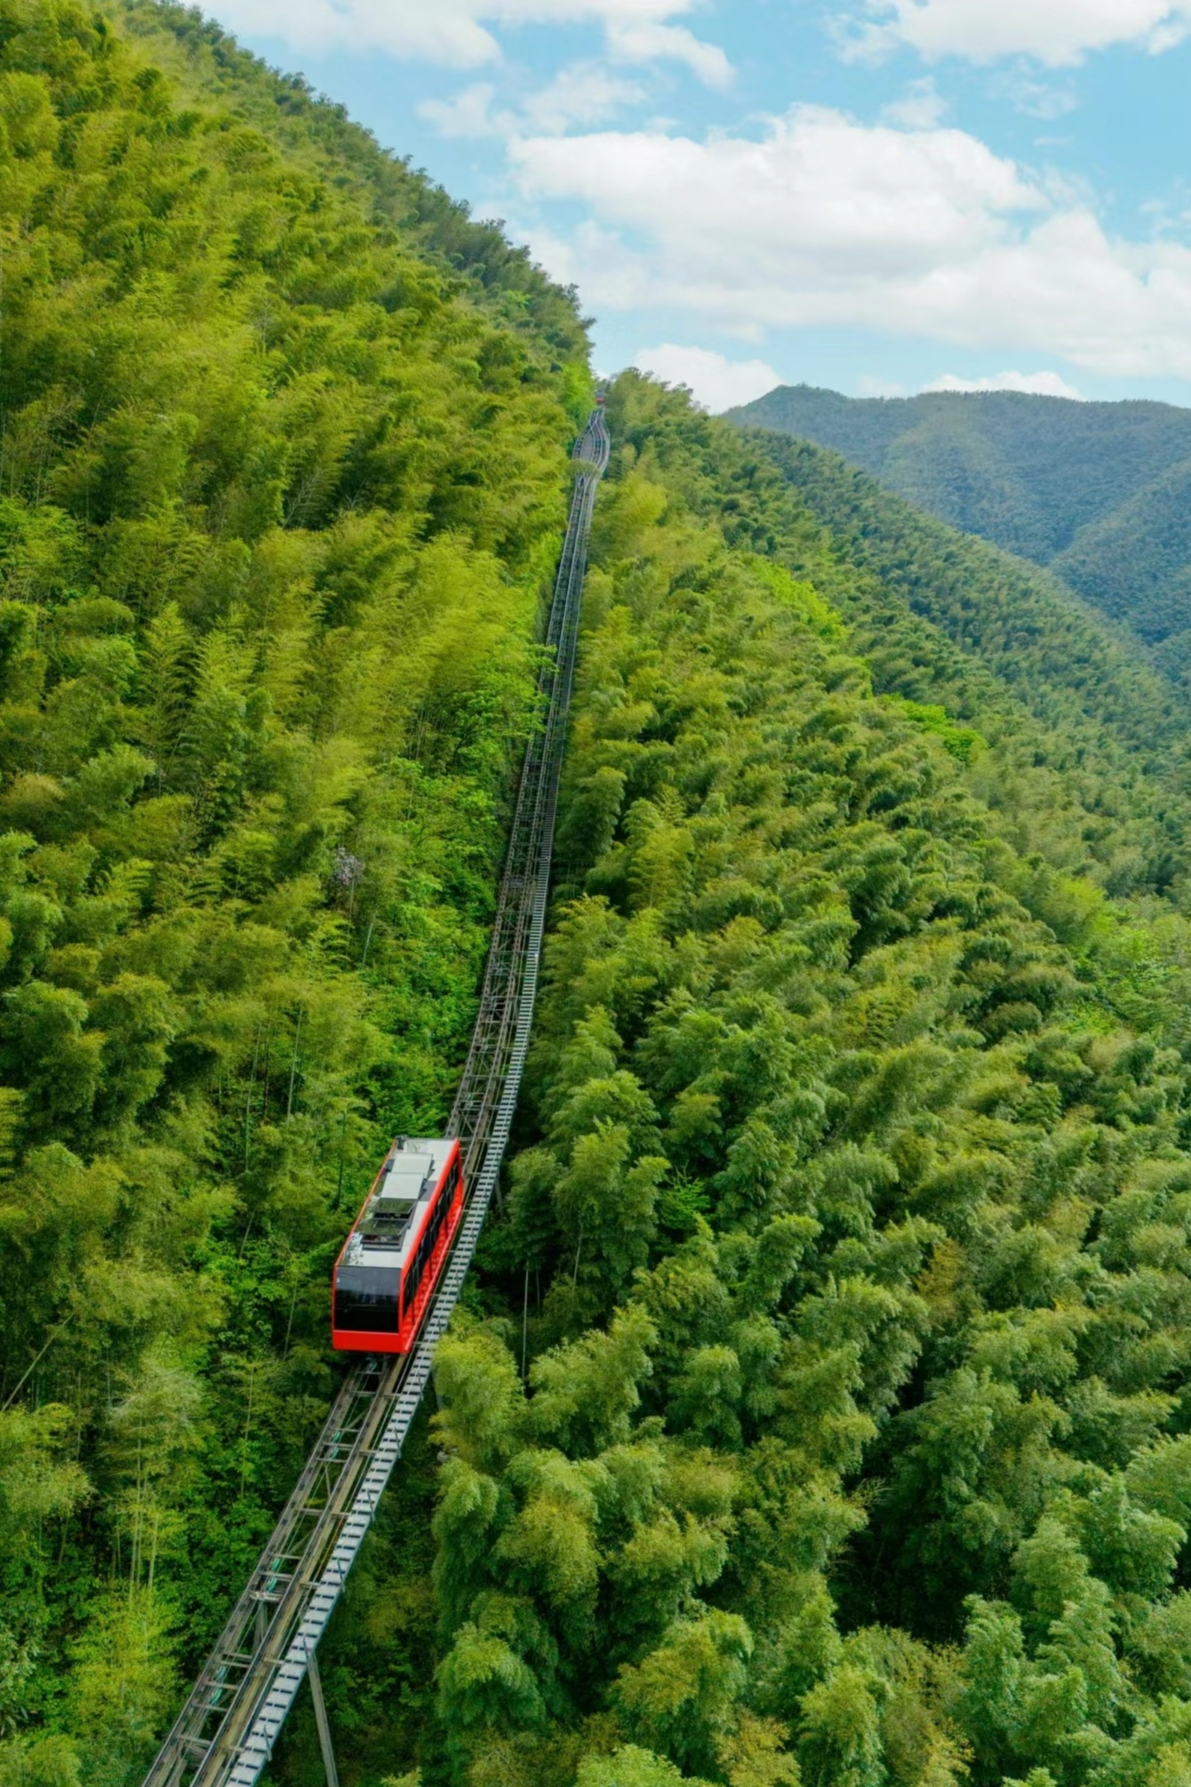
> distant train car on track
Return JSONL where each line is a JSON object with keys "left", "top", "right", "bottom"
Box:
{"left": 332, "top": 1136, "right": 464, "bottom": 1353}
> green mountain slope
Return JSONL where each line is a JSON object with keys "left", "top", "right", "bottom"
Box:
{"left": 736, "top": 427, "right": 1191, "bottom": 909}
{"left": 0, "top": 1, "right": 588, "bottom": 1778}
{"left": 1050, "top": 457, "right": 1191, "bottom": 643}
{"left": 344, "top": 372, "right": 1191, "bottom": 1787}
{"left": 106, "top": 0, "right": 590, "bottom": 365}
{"left": 725, "top": 384, "right": 1191, "bottom": 649}
{"left": 11, "top": 6, "right": 1191, "bottom": 1785}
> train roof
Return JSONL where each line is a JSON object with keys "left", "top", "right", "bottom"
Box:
{"left": 340, "top": 1135, "right": 455, "bottom": 1270}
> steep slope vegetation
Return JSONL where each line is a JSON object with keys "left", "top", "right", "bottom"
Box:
{"left": 0, "top": 3, "right": 588, "bottom": 1781}
{"left": 725, "top": 385, "right": 1191, "bottom": 651}
{"left": 11, "top": 10, "right": 1191, "bottom": 1782}
{"left": 1049, "top": 461, "right": 1191, "bottom": 649}
{"left": 104, "top": 0, "right": 591, "bottom": 367}
{"left": 270, "top": 377, "right": 1191, "bottom": 1787}
{"left": 257, "top": 384, "right": 1191, "bottom": 1779}
{"left": 738, "top": 428, "right": 1191, "bottom": 910}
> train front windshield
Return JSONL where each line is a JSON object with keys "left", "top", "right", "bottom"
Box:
{"left": 334, "top": 1265, "right": 401, "bottom": 1332}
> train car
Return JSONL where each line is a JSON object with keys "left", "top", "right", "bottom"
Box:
{"left": 332, "top": 1136, "right": 464, "bottom": 1353}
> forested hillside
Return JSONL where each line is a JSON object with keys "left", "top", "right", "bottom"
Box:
{"left": 724, "top": 386, "right": 1191, "bottom": 659}
{"left": 12, "top": 4, "right": 1191, "bottom": 1785}
{"left": 108, "top": 0, "right": 591, "bottom": 358}
{"left": 741, "top": 430, "right": 1191, "bottom": 908}
{"left": 0, "top": 0, "right": 588, "bottom": 1780}
{"left": 383, "top": 375, "right": 1191, "bottom": 1787}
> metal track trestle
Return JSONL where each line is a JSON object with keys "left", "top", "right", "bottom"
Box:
{"left": 141, "top": 407, "right": 610, "bottom": 1787}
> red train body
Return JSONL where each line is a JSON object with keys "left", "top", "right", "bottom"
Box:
{"left": 331, "top": 1136, "right": 464, "bottom": 1353}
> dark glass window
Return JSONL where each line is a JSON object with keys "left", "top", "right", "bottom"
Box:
{"left": 334, "top": 1266, "right": 400, "bottom": 1332}
{"left": 401, "top": 1168, "right": 455, "bottom": 1319}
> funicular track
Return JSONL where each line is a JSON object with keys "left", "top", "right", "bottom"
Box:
{"left": 144, "top": 407, "right": 611, "bottom": 1787}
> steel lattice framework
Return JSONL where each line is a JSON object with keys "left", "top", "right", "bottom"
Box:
{"left": 142, "top": 407, "right": 611, "bottom": 1787}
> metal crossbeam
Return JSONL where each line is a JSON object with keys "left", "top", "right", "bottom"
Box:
{"left": 142, "top": 407, "right": 610, "bottom": 1787}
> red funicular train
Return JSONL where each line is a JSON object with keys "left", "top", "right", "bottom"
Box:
{"left": 332, "top": 1136, "right": 465, "bottom": 1353}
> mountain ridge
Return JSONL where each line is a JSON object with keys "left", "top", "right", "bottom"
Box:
{"left": 725, "top": 382, "right": 1191, "bottom": 650}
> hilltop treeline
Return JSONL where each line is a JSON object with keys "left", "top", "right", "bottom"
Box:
{"left": 108, "top": 0, "right": 591, "bottom": 362}
{"left": 746, "top": 429, "right": 1191, "bottom": 910}
{"left": 0, "top": 1, "right": 586, "bottom": 1780}
{"left": 725, "top": 384, "right": 1191, "bottom": 659}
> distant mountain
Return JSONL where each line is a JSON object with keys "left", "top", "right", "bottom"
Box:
{"left": 724, "top": 384, "right": 1191, "bottom": 650}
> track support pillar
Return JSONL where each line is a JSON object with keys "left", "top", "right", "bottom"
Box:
{"left": 307, "top": 1647, "right": 340, "bottom": 1787}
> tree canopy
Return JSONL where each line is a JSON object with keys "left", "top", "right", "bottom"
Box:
{"left": 8, "top": 9, "right": 1191, "bottom": 1786}
{"left": 0, "top": 1, "right": 587, "bottom": 1779}
{"left": 398, "top": 376, "right": 1191, "bottom": 1787}
{"left": 725, "top": 384, "right": 1191, "bottom": 664}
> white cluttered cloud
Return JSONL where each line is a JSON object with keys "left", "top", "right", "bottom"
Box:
{"left": 633, "top": 345, "right": 782, "bottom": 410}
{"left": 509, "top": 107, "right": 1191, "bottom": 380}
{"left": 210, "top": 0, "right": 730, "bottom": 79}
{"left": 925, "top": 370, "right": 1083, "bottom": 396}
{"left": 420, "top": 64, "right": 648, "bottom": 136}
{"left": 843, "top": 0, "right": 1191, "bottom": 65}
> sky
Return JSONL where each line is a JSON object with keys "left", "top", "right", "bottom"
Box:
{"left": 202, "top": 0, "right": 1191, "bottom": 411}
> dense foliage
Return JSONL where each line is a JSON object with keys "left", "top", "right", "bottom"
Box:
{"left": 395, "top": 376, "right": 1191, "bottom": 1787}
{"left": 741, "top": 429, "right": 1191, "bottom": 911}
{"left": 108, "top": 0, "right": 591, "bottom": 366}
{"left": 11, "top": 10, "right": 1191, "bottom": 1785}
{"left": 0, "top": 2, "right": 588, "bottom": 1781}
{"left": 725, "top": 385, "right": 1191, "bottom": 657}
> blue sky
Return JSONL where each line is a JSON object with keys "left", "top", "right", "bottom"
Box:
{"left": 206, "top": 0, "right": 1191, "bottom": 410}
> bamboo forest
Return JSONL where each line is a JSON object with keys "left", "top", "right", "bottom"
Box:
{"left": 10, "top": 6, "right": 1191, "bottom": 1787}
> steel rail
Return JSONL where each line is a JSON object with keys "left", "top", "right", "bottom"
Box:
{"left": 142, "top": 406, "right": 610, "bottom": 1787}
